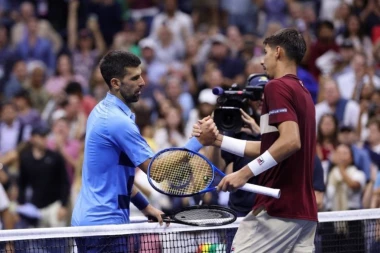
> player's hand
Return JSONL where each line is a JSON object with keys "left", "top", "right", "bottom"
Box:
{"left": 142, "top": 205, "right": 167, "bottom": 226}
{"left": 191, "top": 123, "right": 202, "bottom": 137}
{"left": 217, "top": 167, "right": 253, "bottom": 192}
{"left": 240, "top": 109, "right": 260, "bottom": 136}
{"left": 196, "top": 116, "right": 219, "bottom": 146}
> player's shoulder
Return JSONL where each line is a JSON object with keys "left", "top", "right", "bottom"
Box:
{"left": 264, "top": 77, "right": 291, "bottom": 93}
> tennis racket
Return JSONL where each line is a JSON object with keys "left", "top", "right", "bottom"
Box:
{"left": 148, "top": 205, "right": 237, "bottom": 227}
{"left": 147, "top": 147, "right": 281, "bottom": 198}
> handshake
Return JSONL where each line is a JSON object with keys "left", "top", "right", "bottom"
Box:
{"left": 191, "top": 116, "right": 221, "bottom": 147}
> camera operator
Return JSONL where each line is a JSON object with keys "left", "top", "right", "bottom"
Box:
{"left": 219, "top": 74, "right": 266, "bottom": 216}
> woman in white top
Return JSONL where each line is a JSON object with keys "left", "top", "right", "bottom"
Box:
{"left": 326, "top": 143, "right": 366, "bottom": 211}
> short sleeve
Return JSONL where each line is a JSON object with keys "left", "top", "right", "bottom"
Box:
{"left": 109, "top": 117, "right": 154, "bottom": 167}
{"left": 264, "top": 80, "right": 298, "bottom": 126}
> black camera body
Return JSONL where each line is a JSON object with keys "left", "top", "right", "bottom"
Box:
{"left": 213, "top": 74, "right": 267, "bottom": 134}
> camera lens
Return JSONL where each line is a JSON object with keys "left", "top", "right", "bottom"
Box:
{"left": 222, "top": 111, "right": 237, "bottom": 130}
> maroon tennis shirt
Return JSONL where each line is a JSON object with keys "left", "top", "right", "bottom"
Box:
{"left": 253, "top": 74, "right": 318, "bottom": 222}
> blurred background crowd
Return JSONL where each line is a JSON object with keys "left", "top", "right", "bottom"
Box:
{"left": 1, "top": 0, "right": 380, "bottom": 230}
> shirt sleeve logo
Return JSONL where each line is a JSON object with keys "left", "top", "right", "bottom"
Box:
{"left": 269, "top": 108, "right": 287, "bottom": 115}
{"left": 257, "top": 156, "right": 264, "bottom": 165}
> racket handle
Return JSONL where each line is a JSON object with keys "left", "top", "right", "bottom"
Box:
{"left": 239, "top": 183, "right": 281, "bottom": 199}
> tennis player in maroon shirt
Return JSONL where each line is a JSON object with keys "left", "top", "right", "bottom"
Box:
{"left": 212, "top": 28, "right": 318, "bottom": 252}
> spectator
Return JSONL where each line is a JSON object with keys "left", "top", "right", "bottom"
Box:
{"left": 221, "top": 0, "right": 258, "bottom": 35}
{"left": 336, "top": 14, "right": 373, "bottom": 64}
{"left": 65, "top": 82, "right": 97, "bottom": 117}
{"left": 139, "top": 38, "right": 168, "bottom": 85}
{"left": 316, "top": 113, "right": 339, "bottom": 163}
{"left": 24, "top": 61, "right": 49, "bottom": 113}
{"left": 127, "top": 0, "right": 159, "bottom": 31}
{"left": 316, "top": 78, "right": 360, "bottom": 130}
{"left": 308, "top": 20, "right": 340, "bottom": 80}
{"left": 47, "top": 117, "right": 81, "bottom": 185}
{"left": 87, "top": 0, "right": 123, "bottom": 47}
{"left": 12, "top": 89, "right": 43, "bottom": 128}
{"left": 326, "top": 143, "right": 366, "bottom": 211}
{"left": 44, "top": 54, "right": 86, "bottom": 97}
{"left": 154, "top": 23, "right": 185, "bottom": 63}
{"left": 4, "top": 60, "right": 28, "bottom": 99}
{"left": 332, "top": 2, "right": 352, "bottom": 35}
{"left": 154, "top": 105, "right": 187, "bottom": 150}
{"left": 207, "top": 34, "right": 246, "bottom": 86}
{"left": 0, "top": 25, "right": 13, "bottom": 93}
{"left": 14, "top": 17, "right": 56, "bottom": 75}
{"left": 89, "top": 65, "right": 108, "bottom": 102}
{"left": 162, "top": 76, "right": 193, "bottom": 122}
{"left": 0, "top": 102, "right": 31, "bottom": 155}
{"left": 185, "top": 88, "right": 217, "bottom": 138}
{"left": 11, "top": 1, "right": 62, "bottom": 53}
{"left": 360, "top": 0, "right": 380, "bottom": 42}
{"left": 51, "top": 94, "right": 86, "bottom": 141}
{"left": 332, "top": 39, "right": 356, "bottom": 79}
{"left": 150, "top": 0, "right": 193, "bottom": 43}
{"left": 336, "top": 52, "right": 380, "bottom": 102}
{"left": 18, "top": 126, "right": 70, "bottom": 228}
{"left": 67, "top": 0, "right": 106, "bottom": 85}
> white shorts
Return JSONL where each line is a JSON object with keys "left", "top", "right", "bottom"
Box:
{"left": 231, "top": 208, "right": 317, "bottom": 253}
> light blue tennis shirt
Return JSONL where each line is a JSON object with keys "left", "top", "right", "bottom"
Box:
{"left": 71, "top": 93, "right": 154, "bottom": 226}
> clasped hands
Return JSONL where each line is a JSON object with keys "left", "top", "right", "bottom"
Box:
{"left": 192, "top": 116, "right": 254, "bottom": 193}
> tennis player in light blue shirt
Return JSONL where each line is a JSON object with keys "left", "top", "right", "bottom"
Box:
{"left": 71, "top": 51, "right": 217, "bottom": 236}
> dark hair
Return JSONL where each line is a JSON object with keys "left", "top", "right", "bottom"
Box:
{"left": 317, "top": 113, "right": 339, "bottom": 147}
{"left": 316, "top": 20, "right": 335, "bottom": 34}
{"left": 99, "top": 50, "right": 141, "bottom": 88}
{"left": 343, "top": 14, "right": 365, "bottom": 41}
{"left": 367, "top": 116, "right": 380, "bottom": 129}
{"left": 263, "top": 28, "right": 306, "bottom": 65}
{"left": 65, "top": 81, "right": 83, "bottom": 96}
{"left": 13, "top": 89, "right": 32, "bottom": 106}
{"left": 55, "top": 53, "right": 74, "bottom": 76}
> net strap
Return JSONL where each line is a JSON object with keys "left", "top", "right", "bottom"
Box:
{"left": 1, "top": 209, "right": 379, "bottom": 242}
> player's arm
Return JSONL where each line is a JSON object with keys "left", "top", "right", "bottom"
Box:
{"left": 235, "top": 121, "right": 300, "bottom": 180}
{"left": 130, "top": 184, "right": 166, "bottom": 225}
{"left": 138, "top": 117, "right": 218, "bottom": 175}
{"left": 213, "top": 135, "right": 261, "bottom": 158}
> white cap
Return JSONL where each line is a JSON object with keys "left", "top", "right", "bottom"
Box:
{"left": 198, "top": 89, "right": 217, "bottom": 105}
{"left": 138, "top": 38, "right": 157, "bottom": 51}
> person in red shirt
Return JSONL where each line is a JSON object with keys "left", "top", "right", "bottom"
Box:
{"left": 206, "top": 28, "right": 317, "bottom": 252}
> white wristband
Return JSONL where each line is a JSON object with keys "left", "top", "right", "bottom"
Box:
{"left": 220, "top": 136, "right": 247, "bottom": 157}
{"left": 248, "top": 151, "right": 277, "bottom": 176}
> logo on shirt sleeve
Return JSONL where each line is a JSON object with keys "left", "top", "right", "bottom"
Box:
{"left": 269, "top": 108, "right": 287, "bottom": 115}
{"left": 257, "top": 156, "right": 264, "bottom": 165}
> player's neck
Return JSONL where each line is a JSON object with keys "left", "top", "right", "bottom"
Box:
{"left": 274, "top": 62, "right": 297, "bottom": 79}
{"left": 110, "top": 90, "right": 128, "bottom": 105}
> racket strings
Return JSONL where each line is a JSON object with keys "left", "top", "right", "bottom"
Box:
{"left": 149, "top": 150, "right": 213, "bottom": 195}
{"left": 173, "top": 209, "right": 236, "bottom": 226}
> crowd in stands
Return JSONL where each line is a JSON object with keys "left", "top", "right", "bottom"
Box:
{"left": 1, "top": 0, "right": 380, "bottom": 229}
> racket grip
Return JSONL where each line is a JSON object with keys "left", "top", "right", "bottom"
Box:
{"left": 239, "top": 183, "right": 281, "bottom": 199}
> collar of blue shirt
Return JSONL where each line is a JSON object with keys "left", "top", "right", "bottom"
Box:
{"left": 105, "top": 92, "right": 135, "bottom": 121}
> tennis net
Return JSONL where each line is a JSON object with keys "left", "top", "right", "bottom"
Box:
{"left": 0, "top": 209, "right": 379, "bottom": 252}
